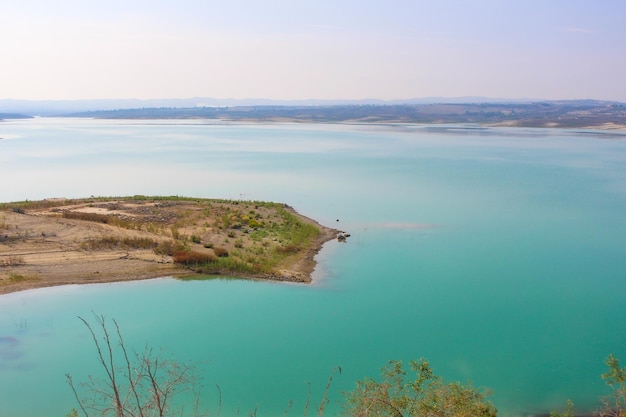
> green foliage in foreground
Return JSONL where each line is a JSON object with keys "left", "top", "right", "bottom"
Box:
{"left": 343, "top": 359, "right": 497, "bottom": 417}
{"left": 600, "top": 354, "right": 626, "bottom": 417}
{"left": 551, "top": 354, "right": 626, "bottom": 417}
{"left": 67, "top": 315, "right": 497, "bottom": 417}
{"left": 66, "top": 315, "right": 626, "bottom": 417}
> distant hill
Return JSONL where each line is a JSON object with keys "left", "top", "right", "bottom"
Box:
{"left": 0, "top": 113, "right": 32, "bottom": 120}
{"left": 60, "top": 101, "right": 626, "bottom": 130}
{"left": 0, "top": 97, "right": 535, "bottom": 116}
{"left": 1, "top": 98, "right": 625, "bottom": 129}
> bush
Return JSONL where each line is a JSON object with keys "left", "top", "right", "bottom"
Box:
{"left": 599, "top": 354, "right": 626, "bottom": 417}
{"left": 276, "top": 244, "right": 300, "bottom": 254}
{"left": 121, "top": 237, "right": 158, "bottom": 249}
{"left": 173, "top": 250, "right": 217, "bottom": 265}
{"left": 343, "top": 358, "right": 497, "bottom": 417}
{"left": 552, "top": 354, "right": 626, "bottom": 417}
{"left": 248, "top": 218, "right": 263, "bottom": 229}
{"left": 154, "top": 240, "right": 185, "bottom": 256}
{"left": 213, "top": 247, "right": 229, "bottom": 257}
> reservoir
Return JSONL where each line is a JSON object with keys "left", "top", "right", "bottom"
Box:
{"left": 1, "top": 119, "right": 625, "bottom": 416}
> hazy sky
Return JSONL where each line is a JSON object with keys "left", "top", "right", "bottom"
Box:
{"left": 2, "top": 0, "right": 625, "bottom": 101}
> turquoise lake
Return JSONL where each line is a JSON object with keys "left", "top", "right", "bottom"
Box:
{"left": 0, "top": 118, "right": 625, "bottom": 416}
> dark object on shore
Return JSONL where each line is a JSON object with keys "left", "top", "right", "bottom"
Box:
{"left": 337, "top": 232, "right": 350, "bottom": 242}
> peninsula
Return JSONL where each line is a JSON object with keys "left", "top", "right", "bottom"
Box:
{"left": 0, "top": 196, "right": 341, "bottom": 295}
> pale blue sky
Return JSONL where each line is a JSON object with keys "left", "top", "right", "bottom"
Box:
{"left": 2, "top": 0, "right": 625, "bottom": 101}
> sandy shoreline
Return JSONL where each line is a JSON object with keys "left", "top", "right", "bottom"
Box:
{"left": 0, "top": 198, "right": 341, "bottom": 295}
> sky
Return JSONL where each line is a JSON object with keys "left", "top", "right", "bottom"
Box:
{"left": 1, "top": 0, "right": 625, "bottom": 102}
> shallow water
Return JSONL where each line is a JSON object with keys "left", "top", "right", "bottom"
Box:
{"left": 0, "top": 119, "right": 625, "bottom": 416}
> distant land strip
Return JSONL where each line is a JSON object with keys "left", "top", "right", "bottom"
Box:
{"left": 2, "top": 101, "right": 626, "bottom": 130}
{"left": 57, "top": 101, "right": 626, "bottom": 130}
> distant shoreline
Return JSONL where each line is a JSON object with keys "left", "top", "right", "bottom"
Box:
{"left": 3, "top": 116, "right": 626, "bottom": 132}
{"left": 2, "top": 101, "right": 626, "bottom": 131}
{"left": 4, "top": 116, "right": 625, "bottom": 133}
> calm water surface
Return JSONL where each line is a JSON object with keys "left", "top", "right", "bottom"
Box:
{"left": 1, "top": 119, "right": 625, "bottom": 416}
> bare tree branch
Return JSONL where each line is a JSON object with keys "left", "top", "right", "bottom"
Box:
{"left": 67, "top": 315, "right": 205, "bottom": 417}
{"left": 66, "top": 373, "right": 91, "bottom": 417}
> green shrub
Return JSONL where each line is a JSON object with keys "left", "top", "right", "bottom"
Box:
{"left": 343, "top": 358, "right": 497, "bottom": 417}
{"left": 8, "top": 272, "right": 39, "bottom": 283}
{"left": 248, "top": 218, "right": 263, "bottom": 228}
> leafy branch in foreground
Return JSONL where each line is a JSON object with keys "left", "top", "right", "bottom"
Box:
{"left": 598, "top": 354, "right": 626, "bottom": 417}
{"left": 551, "top": 354, "right": 626, "bottom": 417}
{"left": 66, "top": 314, "right": 208, "bottom": 417}
{"left": 342, "top": 358, "right": 497, "bottom": 417}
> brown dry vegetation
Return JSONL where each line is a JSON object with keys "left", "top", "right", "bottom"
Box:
{"left": 0, "top": 196, "right": 340, "bottom": 294}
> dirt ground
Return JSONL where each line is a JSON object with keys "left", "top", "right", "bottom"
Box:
{"left": 0, "top": 198, "right": 340, "bottom": 295}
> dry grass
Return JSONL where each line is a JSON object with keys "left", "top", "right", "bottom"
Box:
{"left": 7, "top": 272, "right": 39, "bottom": 283}
{"left": 0, "top": 255, "right": 24, "bottom": 267}
{"left": 173, "top": 250, "right": 217, "bottom": 265}
{"left": 154, "top": 240, "right": 186, "bottom": 256}
{"left": 213, "top": 247, "right": 229, "bottom": 257}
{"left": 81, "top": 236, "right": 159, "bottom": 250}
{"left": 62, "top": 211, "right": 138, "bottom": 229}
{"left": 0, "top": 218, "right": 11, "bottom": 230}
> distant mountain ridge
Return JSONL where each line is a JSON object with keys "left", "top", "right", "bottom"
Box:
{"left": 0, "top": 96, "right": 549, "bottom": 116}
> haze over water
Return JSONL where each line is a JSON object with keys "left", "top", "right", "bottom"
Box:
{"left": 1, "top": 118, "right": 625, "bottom": 417}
